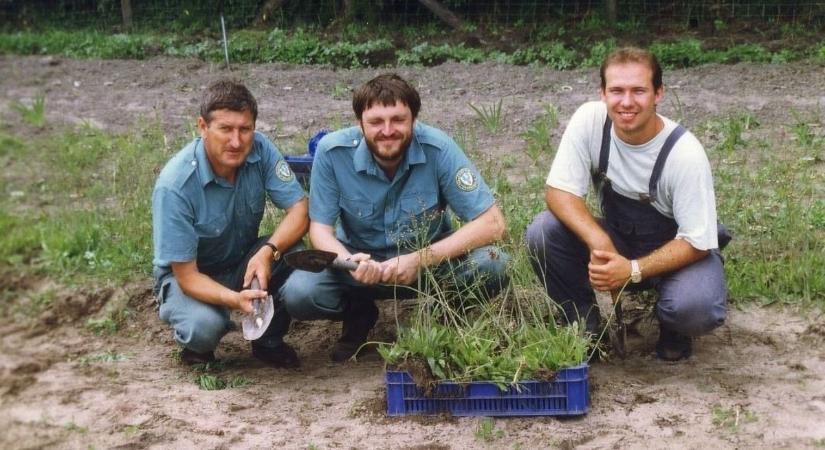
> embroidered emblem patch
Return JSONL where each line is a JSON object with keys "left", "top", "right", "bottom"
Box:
{"left": 275, "top": 159, "right": 295, "bottom": 182}
{"left": 455, "top": 167, "right": 478, "bottom": 192}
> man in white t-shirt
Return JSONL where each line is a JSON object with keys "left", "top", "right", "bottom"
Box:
{"left": 526, "top": 47, "right": 730, "bottom": 361}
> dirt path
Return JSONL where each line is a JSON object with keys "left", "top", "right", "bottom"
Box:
{"left": 1, "top": 55, "right": 825, "bottom": 449}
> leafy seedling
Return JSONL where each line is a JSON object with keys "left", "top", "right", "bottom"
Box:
{"left": 470, "top": 100, "right": 504, "bottom": 133}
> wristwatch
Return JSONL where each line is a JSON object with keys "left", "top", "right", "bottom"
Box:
{"left": 630, "top": 259, "right": 642, "bottom": 283}
{"left": 263, "top": 242, "right": 281, "bottom": 262}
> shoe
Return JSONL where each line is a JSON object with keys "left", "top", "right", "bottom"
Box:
{"left": 181, "top": 348, "right": 216, "bottom": 365}
{"left": 331, "top": 300, "right": 379, "bottom": 362}
{"left": 252, "top": 342, "right": 300, "bottom": 368}
{"left": 656, "top": 326, "right": 693, "bottom": 361}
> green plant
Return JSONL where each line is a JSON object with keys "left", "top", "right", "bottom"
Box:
{"left": 194, "top": 374, "right": 250, "bottom": 390}
{"left": 123, "top": 424, "right": 140, "bottom": 437}
{"left": 77, "top": 350, "right": 129, "bottom": 365}
{"left": 522, "top": 103, "right": 559, "bottom": 164}
{"left": 475, "top": 418, "right": 504, "bottom": 442}
{"left": 712, "top": 404, "right": 757, "bottom": 430}
{"left": 469, "top": 100, "right": 504, "bottom": 134}
{"left": 86, "top": 308, "right": 130, "bottom": 335}
{"left": 11, "top": 94, "right": 46, "bottom": 127}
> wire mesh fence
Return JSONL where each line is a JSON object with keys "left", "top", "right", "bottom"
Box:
{"left": 2, "top": 0, "right": 825, "bottom": 31}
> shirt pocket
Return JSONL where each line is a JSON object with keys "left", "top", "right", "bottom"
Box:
{"left": 340, "top": 195, "right": 376, "bottom": 221}
{"left": 194, "top": 213, "right": 229, "bottom": 238}
{"left": 397, "top": 190, "right": 443, "bottom": 242}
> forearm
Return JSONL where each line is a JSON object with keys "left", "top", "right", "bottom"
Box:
{"left": 638, "top": 239, "right": 709, "bottom": 279}
{"left": 546, "top": 187, "right": 615, "bottom": 252}
{"left": 267, "top": 198, "right": 309, "bottom": 251}
{"left": 172, "top": 262, "right": 241, "bottom": 309}
{"left": 308, "top": 222, "right": 351, "bottom": 257}
{"left": 420, "top": 204, "right": 505, "bottom": 267}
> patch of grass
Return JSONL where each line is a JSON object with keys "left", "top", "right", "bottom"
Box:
{"left": 711, "top": 404, "right": 757, "bottom": 431}
{"left": 469, "top": 99, "right": 505, "bottom": 134}
{"left": 10, "top": 94, "right": 46, "bottom": 128}
{"left": 85, "top": 308, "right": 130, "bottom": 335}
{"left": 521, "top": 103, "right": 559, "bottom": 165}
{"left": 475, "top": 418, "right": 505, "bottom": 442}
{"left": 194, "top": 374, "right": 251, "bottom": 391}
{"left": 64, "top": 422, "right": 88, "bottom": 434}
{"left": 123, "top": 424, "right": 140, "bottom": 437}
{"left": 397, "top": 42, "right": 486, "bottom": 66}
{"left": 77, "top": 350, "right": 129, "bottom": 364}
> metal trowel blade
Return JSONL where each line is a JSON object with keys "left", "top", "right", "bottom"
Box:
{"left": 242, "top": 294, "right": 274, "bottom": 341}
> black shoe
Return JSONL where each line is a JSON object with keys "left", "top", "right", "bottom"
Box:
{"left": 252, "top": 342, "right": 300, "bottom": 368}
{"left": 181, "top": 348, "right": 216, "bottom": 365}
{"left": 331, "top": 300, "right": 379, "bottom": 362}
{"left": 656, "top": 326, "right": 693, "bottom": 361}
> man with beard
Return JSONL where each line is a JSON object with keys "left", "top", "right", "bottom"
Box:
{"left": 152, "top": 80, "right": 308, "bottom": 368}
{"left": 525, "top": 47, "right": 730, "bottom": 361}
{"left": 280, "top": 73, "right": 510, "bottom": 362}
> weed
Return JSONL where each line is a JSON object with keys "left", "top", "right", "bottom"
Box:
{"left": 85, "top": 308, "right": 130, "bottom": 335}
{"left": 469, "top": 100, "right": 504, "bottom": 134}
{"left": 711, "top": 404, "right": 757, "bottom": 431}
{"left": 77, "top": 350, "right": 129, "bottom": 365}
{"left": 123, "top": 424, "right": 140, "bottom": 437}
{"left": 522, "top": 103, "right": 559, "bottom": 164}
{"left": 10, "top": 94, "right": 46, "bottom": 128}
{"left": 331, "top": 83, "right": 350, "bottom": 100}
{"left": 475, "top": 418, "right": 505, "bottom": 442}
{"left": 194, "top": 374, "right": 250, "bottom": 390}
{"left": 64, "top": 422, "right": 88, "bottom": 434}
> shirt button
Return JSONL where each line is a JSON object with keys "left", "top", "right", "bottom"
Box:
{"left": 191, "top": 160, "right": 197, "bottom": 166}
{"left": 352, "top": 139, "right": 358, "bottom": 145}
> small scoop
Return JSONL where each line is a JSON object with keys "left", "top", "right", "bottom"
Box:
{"left": 284, "top": 249, "right": 359, "bottom": 273}
{"left": 241, "top": 277, "right": 274, "bottom": 341}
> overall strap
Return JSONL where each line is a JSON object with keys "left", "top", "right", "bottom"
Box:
{"left": 595, "top": 116, "right": 612, "bottom": 183}
{"left": 645, "top": 125, "right": 687, "bottom": 203}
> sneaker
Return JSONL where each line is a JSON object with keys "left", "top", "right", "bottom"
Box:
{"left": 331, "top": 300, "right": 379, "bottom": 362}
{"left": 252, "top": 342, "right": 300, "bottom": 368}
{"left": 656, "top": 326, "right": 693, "bottom": 361}
{"left": 180, "top": 348, "right": 216, "bottom": 365}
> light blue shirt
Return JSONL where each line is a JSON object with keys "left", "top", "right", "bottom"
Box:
{"left": 309, "top": 122, "right": 494, "bottom": 255}
{"left": 152, "top": 132, "right": 305, "bottom": 281}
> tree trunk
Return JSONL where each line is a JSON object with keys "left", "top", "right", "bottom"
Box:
{"left": 254, "top": 0, "right": 286, "bottom": 27}
{"left": 121, "top": 0, "right": 133, "bottom": 31}
{"left": 417, "top": 0, "right": 466, "bottom": 31}
{"left": 605, "top": 0, "right": 617, "bottom": 26}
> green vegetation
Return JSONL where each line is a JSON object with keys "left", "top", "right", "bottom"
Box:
{"left": 712, "top": 404, "right": 758, "bottom": 431}
{"left": 77, "top": 350, "right": 130, "bottom": 364}
{"left": 2, "top": 27, "right": 824, "bottom": 69}
{"left": 10, "top": 94, "right": 46, "bottom": 128}
{"left": 469, "top": 100, "right": 505, "bottom": 134}
{"left": 700, "top": 111, "right": 825, "bottom": 305}
{"left": 475, "top": 418, "right": 505, "bottom": 442}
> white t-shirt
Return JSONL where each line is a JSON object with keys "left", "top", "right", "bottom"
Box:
{"left": 547, "top": 101, "right": 719, "bottom": 250}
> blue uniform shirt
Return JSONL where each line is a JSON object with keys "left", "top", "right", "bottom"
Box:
{"left": 309, "top": 122, "right": 494, "bottom": 255}
{"left": 152, "top": 132, "right": 305, "bottom": 281}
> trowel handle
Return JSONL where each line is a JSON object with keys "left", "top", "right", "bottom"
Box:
{"left": 250, "top": 277, "right": 261, "bottom": 290}
{"left": 331, "top": 257, "right": 359, "bottom": 271}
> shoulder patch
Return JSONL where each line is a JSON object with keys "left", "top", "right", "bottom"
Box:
{"left": 275, "top": 159, "right": 295, "bottom": 182}
{"left": 455, "top": 167, "right": 478, "bottom": 192}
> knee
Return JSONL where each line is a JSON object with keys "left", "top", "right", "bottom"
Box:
{"left": 280, "top": 274, "right": 337, "bottom": 320}
{"left": 471, "top": 247, "right": 511, "bottom": 298}
{"left": 175, "top": 310, "right": 228, "bottom": 353}
{"left": 658, "top": 289, "right": 727, "bottom": 336}
{"left": 525, "top": 211, "right": 563, "bottom": 253}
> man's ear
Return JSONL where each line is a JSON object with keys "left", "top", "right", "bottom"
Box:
{"left": 197, "top": 116, "right": 208, "bottom": 138}
{"left": 654, "top": 86, "right": 665, "bottom": 105}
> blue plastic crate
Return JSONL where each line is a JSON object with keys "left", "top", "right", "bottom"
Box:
{"left": 283, "top": 154, "right": 313, "bottom": 183}
{"left": 386, "top": 364, "right": 589, "bottom": 417}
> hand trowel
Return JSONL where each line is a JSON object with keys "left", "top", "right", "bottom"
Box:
{"left": 284, "top": 249, "right": 358, "bottom": 272}
{"left": 241, "top": 277, "right": 274, "bottom": 341}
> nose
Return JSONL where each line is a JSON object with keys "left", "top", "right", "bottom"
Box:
{"left": 620, "top": 92, "right": 633, "bottom": 107}
{"left": 380, "top": 121, "right": 393, "bottom": 136}
{"left": 229, "top": 130, "right": 241, "bottom": 148}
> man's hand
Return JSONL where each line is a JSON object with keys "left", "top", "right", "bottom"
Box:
{"left": 243, "top": 247, "right": 273, "bottom": 291}
{"left": 588, "top": 249, "right": 631, "bottom": 292}
{"left": 379, "top": 252, "right": 421, "bottom": 285}
{"left": 349, "top": 253, "right": 383, "bottom": 285}
{"left": 232, "top": 287, "right": 269, "bottom": 314}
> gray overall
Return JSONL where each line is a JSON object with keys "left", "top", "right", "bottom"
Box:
{"left": 526, "top": 118, "right": 729, "bottom": 335}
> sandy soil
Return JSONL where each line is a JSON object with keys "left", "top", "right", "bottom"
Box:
{"left": 1, "top": 55, "right": 825, "bottom": 449}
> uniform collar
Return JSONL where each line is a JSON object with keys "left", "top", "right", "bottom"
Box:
{"left": 352, "top": 124, "right": 426, "bottom": 177}
{"left": 194, "top": 138, "right": 260, "bottom": 187}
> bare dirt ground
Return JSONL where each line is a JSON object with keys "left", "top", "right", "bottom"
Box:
{"left": 1, "top": 55, "right": 825, "bottom": 449}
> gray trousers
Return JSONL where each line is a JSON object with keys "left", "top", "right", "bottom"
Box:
{"left": 279, "top": 245, "right": 510, "bottom": 321}
{"left": 525, "top": 210, "right": 727, "bottom": 336}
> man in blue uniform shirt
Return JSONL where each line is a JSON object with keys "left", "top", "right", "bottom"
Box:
{"left": 152, "top": 80, "right": 308, "bottom": 367}
{"left": 281, "top": 73, "right": 510, "bottom": 362}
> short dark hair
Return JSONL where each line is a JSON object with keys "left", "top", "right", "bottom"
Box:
{"left": 352, "top": 73, "right": 421, "bottom": 120}
{"left": 600, "top": 47, "right": 663, "bottom": 92}
{"left": 199, "top": 79, "right": 258, "bottom": 124}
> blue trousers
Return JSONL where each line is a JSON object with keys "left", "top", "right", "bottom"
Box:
{"left": 280, "top": 245, "right": 510, "bottom": 321}
{"left": 525, "top": 210, "right": 727, "bottom": 336}
{"left": 156, "top": 238, "right": 301, "bottom": 353}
